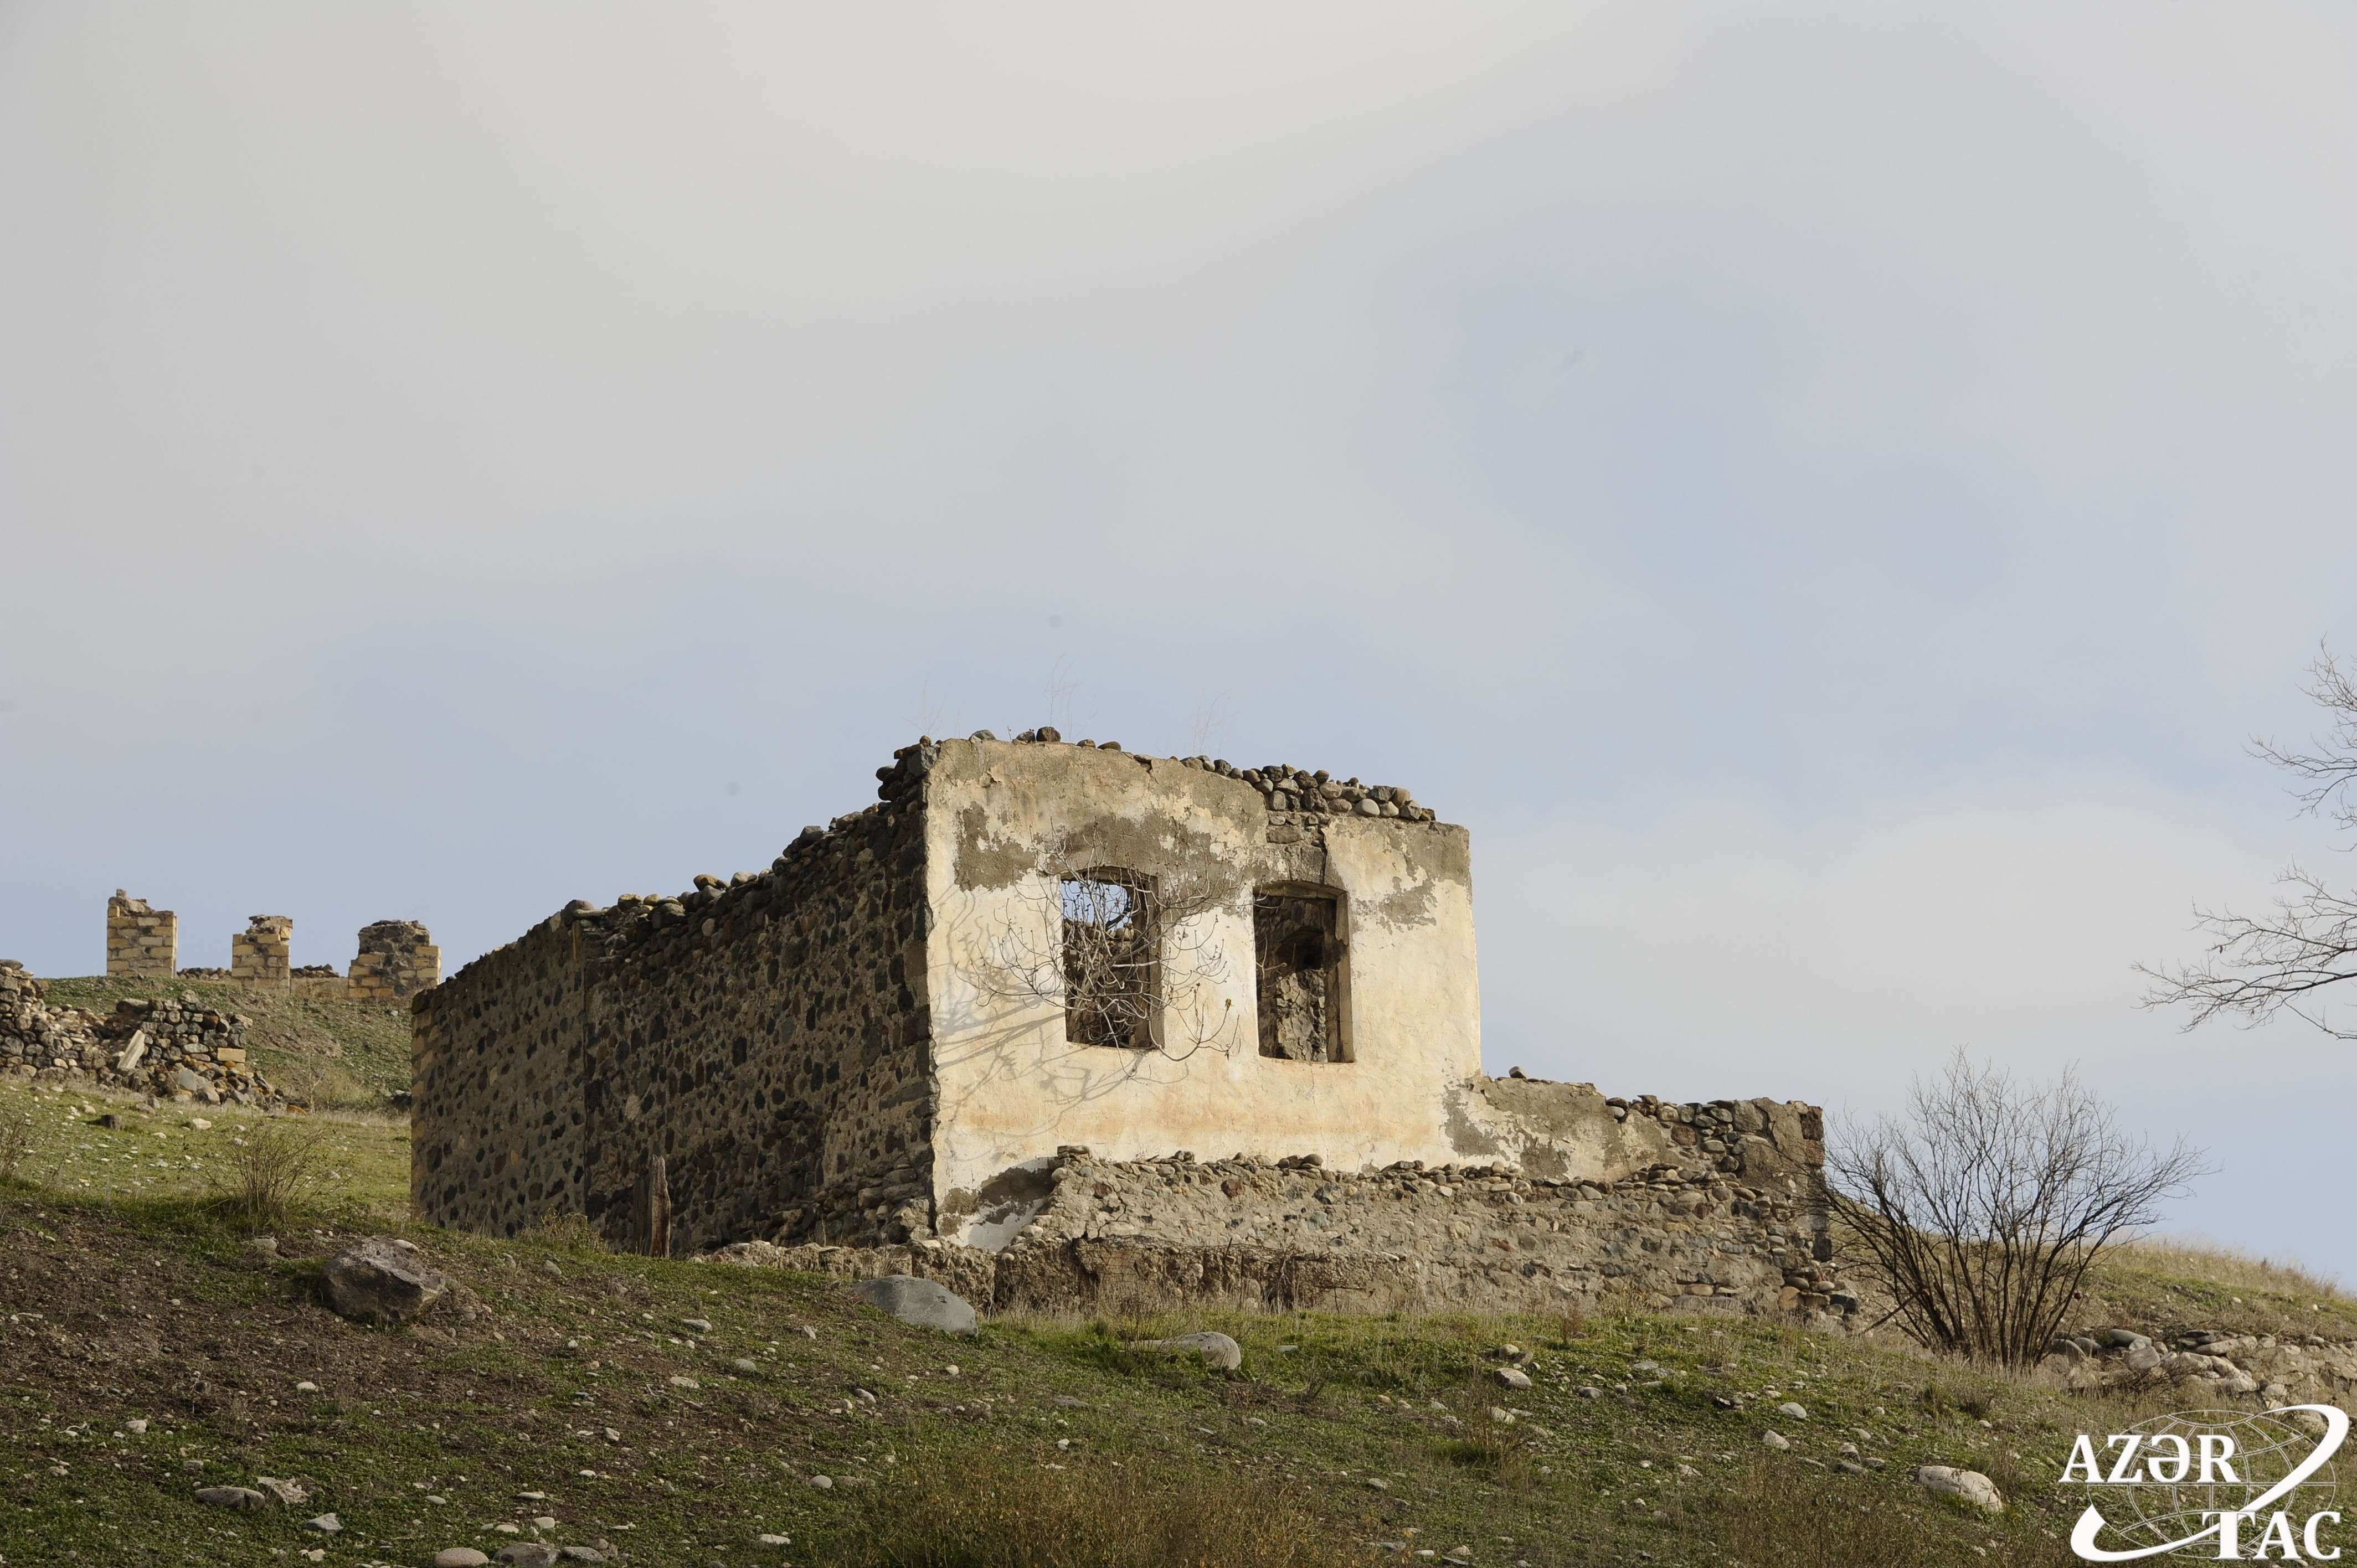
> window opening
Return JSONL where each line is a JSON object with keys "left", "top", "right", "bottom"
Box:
{"left": 1254, "top": 891, "right": 1344, "bottom": 1061}
{"left": 1061, "top": 872, "right": 1157, "bottom": 1048}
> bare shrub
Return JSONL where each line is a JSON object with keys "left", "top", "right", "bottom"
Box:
{"left": 832, "top": 1446, "right": 1356, "bottom": 1568}
{"left": 209, "top": 1118, "right": 330, "bottom": 1231}
{"left": 1828, "top": 1050, "right": 2208, "bottom": 1369}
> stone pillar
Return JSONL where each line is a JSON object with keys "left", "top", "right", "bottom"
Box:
{"left": 346, "top": 921, "right": 441, "bottom": 1000}
{"left": 230, "top": 916, "right": 293, "bottom": 985}
{"left": 105, "top": 891, "right": 178, "bottom": 978}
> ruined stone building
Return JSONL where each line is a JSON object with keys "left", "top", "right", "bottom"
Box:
{"left": 414, "top": 735, "right": 1847, "bottom": 1321}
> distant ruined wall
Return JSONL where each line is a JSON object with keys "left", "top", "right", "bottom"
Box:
{"left": 414, "top": 750, "right": 940, "bottom": 1254}
{"left": 230, "top": 916, "right": 294, "bottom": 984}
{"left": 347, "top": 921, "right": 441, "bottom": 1001}
{"left": 106, "top": 893, "right": 177, "bottom": 979}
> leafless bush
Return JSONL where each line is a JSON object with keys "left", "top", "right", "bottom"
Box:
{"left": 1828, "top": 1050, "right": 2207, "bottom": 1369}
{"left": 210, "top": 1118, "right": 330, "bottom": 1231}
{"left": 977, "top": 838, "right": 1241, "bottom": 1059}
{"left": 2141, "top": 642, "right": 2357, "bottom": 1037}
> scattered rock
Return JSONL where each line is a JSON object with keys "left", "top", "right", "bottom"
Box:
{"left": 1835, "top": 1460, "right": 1868, "bottom": 1476}
{"left": 808, "top": 1474, "right": 835, "bottom": 1489}
{"left": 255, "top": 1476, "right": 313, "bottom": 1506}
{"left": 668, "top": 1375, "right": 701, "bottom": 1390}
{"left": 1366, "top": 1477, "right": 1390, "bottom": 1490}
{"left": 1494, "top": 1366, "right": 1532, "bottom": 1389}
{"left": 1776, "top": 1402, "right": 1809, "bottom": 1421}
{"left": 1916, "top": 1466, "right": 2005, "bottom": 1513}
{"left": 1760, "top": 1430, "right": 1790, "bottom": 1451}
{"left": 759, "top": 1534, "right": 791, "bottom": 1547}
{"left": 300, "top": 1513, "right": 341, "bottom": 1534}
{"left": 732, "top": 1358, "right": 760, "bottom": 1374}
{"left": 434, "top": 1552, "right": 491, "bottom": 1568}
{"left": 496, "top": 1546, "right": 559, "bottom": 1568}
{"left": 193, "top": 1485, "right": 268, "bottom": 1509}
{"left": 321, "top": 1236, "right": 450, "bottom": 1325}
{"left": 851, "top": 1275, "right": 979, "bottom": 1335}
{"left": 682, "top": 1318, "right": 713, "bottom": 1333}
{"left": 1126, "top": 1331, "right": 1242, "bottom": 1370}
{"left": 559, "top": 1550, "right": 605, "bottom": 1563}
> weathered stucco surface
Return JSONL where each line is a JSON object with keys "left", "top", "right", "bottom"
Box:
{"left": 920, "top": 739, "right": 1483, "bottom": 1246}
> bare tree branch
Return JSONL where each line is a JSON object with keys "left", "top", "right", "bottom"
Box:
{"left": 2251, "top": 641, "right": 2357, "bottom": 835}
{"left": 2144, "top": 641, "right": 2357, "bottom": 1038}
{"left": 1827, "top": 1050, "right": 2207, "bottom": 1369}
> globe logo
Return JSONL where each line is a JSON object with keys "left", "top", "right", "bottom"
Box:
{"left": 2063, "top": 1404, "right": 2346, "bottom": 1561}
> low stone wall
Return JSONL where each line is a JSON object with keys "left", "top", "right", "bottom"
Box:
{"left": 711, "top": 1092, "right": 1849, "bottom": 1325}
{"left": 0, "top": 963, "right": 279, "bottom": 1105}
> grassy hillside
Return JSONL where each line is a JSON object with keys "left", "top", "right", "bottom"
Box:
{"left": 0, "top": 1074, "right": 2345, "bottom": 1568}
{"left": 40, "top": 973, "right": 415, "bottom": 1108}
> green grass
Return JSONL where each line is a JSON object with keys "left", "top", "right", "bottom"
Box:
{"left": 0, "top": 1076, "right": 2341, "bottom": 1568}
{"left": 42, "top": 973, "right": 417, "bottom": 1107}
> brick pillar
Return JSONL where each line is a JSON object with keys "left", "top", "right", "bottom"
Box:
{"left": 105, "top": 891, "right": 178, "bottom": 978}
{"left": 230, "top": 916, "right": 293, "bottom": 984}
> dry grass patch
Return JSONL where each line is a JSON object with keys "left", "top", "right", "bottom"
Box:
{"left": 831, "top": 1448, "right": 1361, "bottom": 1568}
{"left": 2107, "top": 1235, "right": 2346, "bottom": 1302}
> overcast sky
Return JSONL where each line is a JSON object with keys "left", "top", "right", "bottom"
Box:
{"left": 4, "top": 4, "right": 2353, "bottom": 1278}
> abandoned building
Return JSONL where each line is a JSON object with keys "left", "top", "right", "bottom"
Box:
{"left": 413, "top": 734, "right": 1845, "bottom": 1321}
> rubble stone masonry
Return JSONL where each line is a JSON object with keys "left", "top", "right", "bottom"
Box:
{"left": 413, "top": 760, "right": 938, "bottom": 1255}
{"left": 413, "top": 735, "right": 1845, "bottom": 1321}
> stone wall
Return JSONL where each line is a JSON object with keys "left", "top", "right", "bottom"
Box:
{"left": 230, "top": 916, "right": 294, "bottom": 984}
{"left": 348, "top": 921, "right": 441, "bottom": 1001}
{"left": 105, "top": 893, "right": 177, "bottom": 978}
{"left": 0, "top": 962, "right": 279, "bottom": 1105}
{"left": 710, "top": 1089, "right": 1847, "bottom": 1325}
{"left": 414, "top": 755, "right": 939, "bottom": 1255}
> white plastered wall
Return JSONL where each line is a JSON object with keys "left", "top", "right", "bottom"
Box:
{"left": 919, "top": 739, "right": 1484, "bottom": 1247}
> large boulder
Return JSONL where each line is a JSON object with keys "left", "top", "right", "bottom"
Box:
{"left": 1916, "top": 1465, "right": 2005, "bottom": 1513}
{"left": 322, "top": 1237, "right": 450, "bottom": 1325}
{"left": 851, "top": 1274, "right": 977, "bottom": 1335}
{"left": 1128, "top": 1330, "right": 1243, "bottom": 1371}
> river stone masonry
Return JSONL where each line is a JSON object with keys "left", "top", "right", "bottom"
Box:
{"left": 415, "top": 733, "right": 1845, "bottom": 1323}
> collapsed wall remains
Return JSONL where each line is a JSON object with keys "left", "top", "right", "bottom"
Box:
{"left": 0, "top": 962, "right": 280, "bottom": 1105}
